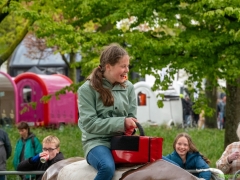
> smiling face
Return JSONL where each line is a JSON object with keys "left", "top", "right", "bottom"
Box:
{"left": 175, "top": 136, "right": 190, "bottom": 158}
{"left": 104, "top": 55, "right": 130, "bottom": 84}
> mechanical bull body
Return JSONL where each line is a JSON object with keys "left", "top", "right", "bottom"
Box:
{"left": 42, "top": 157, "right": 224, "bottom": 180}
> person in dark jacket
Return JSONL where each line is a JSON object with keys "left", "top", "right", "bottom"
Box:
{"left": 182, "top": 95, "right": 192, "bottom": 126}
{"left": 17, "top": 135, "right": 64, "bottom": 180}
{"left": 164, "top": 133, "right": 211, "bottom": 180}
{"left": 0, "top": 128, "right": 12, "bottom": 180}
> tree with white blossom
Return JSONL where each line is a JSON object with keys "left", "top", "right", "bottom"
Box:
{"left": 1, "top": 0, "right": 240, "bottom": 146}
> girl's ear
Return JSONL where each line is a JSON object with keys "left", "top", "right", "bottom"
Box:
{"left": 105, "top": 63, "right": 111, "bottom": 71}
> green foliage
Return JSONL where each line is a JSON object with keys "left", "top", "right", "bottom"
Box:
{"left": 4, "top": 125, "right": 224, "bottom": 173}
{"left": 78, "top": 57, "right": 99, "bottom": 78}
{"left": 19, "top": 102, "right": 37, "bottom": 115}
{"left": 1, "top": 0, "right": 240, "bottom": 146}
{"left": 40, "top": 94, "right": 52, "bottom": 104}
{"left": 0, "top": 14, "right": 26, "bottom": 54}
{"left": 2, "top": 0, "right": 240, "bottom": 88}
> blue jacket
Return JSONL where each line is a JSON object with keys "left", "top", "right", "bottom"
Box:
{"left": 165, "top": 151, "right": 211, "bottom": 180}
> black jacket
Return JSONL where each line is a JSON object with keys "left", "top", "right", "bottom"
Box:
{"left": 17, "top": 152, "right": 64, "bottom": 180}
{"left": 182, "top": 98, "right": 192, "bottom": 115}
{"left": 0, "top": 129, "right": 12, "bottom": 170}
{"left": 0, "top": 129, "right": 12, "bottom": 158}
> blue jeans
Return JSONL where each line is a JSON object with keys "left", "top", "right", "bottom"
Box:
{"left": 184, "top": 115, "right": 191, "bottom": 125}
{"left": 87, "top": 145, "right": 115, "bottom": 180}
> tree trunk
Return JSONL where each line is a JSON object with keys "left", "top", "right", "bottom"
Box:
{"left": 68, "top": 52, "right": 77, "bottom": 83}
{"left": 224, "top": 78, "right": 240, "bottom": 148}
{"left": 205, "top": 79, "right": 218, "bottom": 128}
{"left": 0, "top": 20, "right": 30, "bottom": 66}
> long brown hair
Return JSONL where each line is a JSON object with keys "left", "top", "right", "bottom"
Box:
{"left": 87, "top": 43, "right": 128, "bottom": 106}
{"left": 173, "top": 133, "right": 211, "bottom": 164}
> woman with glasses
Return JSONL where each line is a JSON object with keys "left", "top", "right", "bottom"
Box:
{"left": 17, "top": 135, "right": 64, "bottom": 180}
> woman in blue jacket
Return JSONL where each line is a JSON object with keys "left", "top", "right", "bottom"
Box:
{"left": 164, "top": 133, "right": 211, "bottom": 180}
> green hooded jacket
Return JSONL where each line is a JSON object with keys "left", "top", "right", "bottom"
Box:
{"left": 13, "top": 133, "right": 42, "bottom": 170}
{"left": 78, "top": 79, "right": 137, "bottom": 157}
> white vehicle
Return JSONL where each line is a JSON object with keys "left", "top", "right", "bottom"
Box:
{"left": 134, "top": 81, "right": 183, "bottom": 126}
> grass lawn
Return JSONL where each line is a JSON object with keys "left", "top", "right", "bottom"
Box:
{"left": 4, "top": 124, "right": 224, "bottom": 171}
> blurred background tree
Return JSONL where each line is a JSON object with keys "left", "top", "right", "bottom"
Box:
{"left": 1, "top": 0, "right": 240, "bottom": 147}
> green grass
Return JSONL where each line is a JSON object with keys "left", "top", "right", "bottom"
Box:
{"left": 4, "top": 124, "right": 224, "bottom": 171}
{"left": 143, "top": 125, "right": 224, "bottom": 167}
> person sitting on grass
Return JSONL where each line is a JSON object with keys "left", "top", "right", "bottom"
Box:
{"left": 17, "top": 135, "right": 64, "bottom": 180}
{"left": 164, "top": 132, "right": 211, "bottom": 180}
